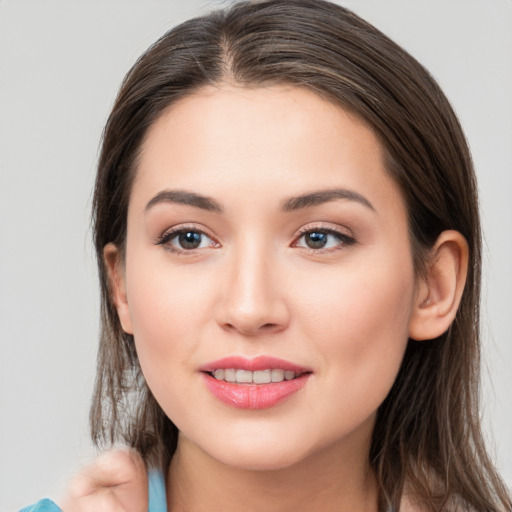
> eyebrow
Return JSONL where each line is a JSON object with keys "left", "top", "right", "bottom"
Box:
{"left": 145, "top": 187, "right": 374, "bottom": 215}
{"left": 145, "top": 189, "right": 223, "bottom": 213}
{"left": 281, "top": 188, "right": 375, "bottom": 212}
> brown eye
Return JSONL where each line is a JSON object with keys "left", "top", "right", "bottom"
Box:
{"left": 158, "top": 228, "right": 217, "bottom": 252}
{"left": 178, "top": 231, "right": 203, "bottom": 249}
{"left": 295, "top": 228, "right": 356, "bottom": 251}
{"left": 304, "top": 231, "right": 329, "bottom": 249}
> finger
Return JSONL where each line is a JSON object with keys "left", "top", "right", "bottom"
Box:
{"left": 59, "top": 450, "right": 148, "bottom": 512}
{"left": 62, "top": 488, "right": 121, "bottom": 512}
{"left": 67, "top": 449, "right": 147, "bottom": 498}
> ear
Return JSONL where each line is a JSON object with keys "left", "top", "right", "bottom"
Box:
{"left": 103, "top": 243, "right": 133, "bottom": 335}
{"left": 409, "top": 230, "right": 469, "bottom": 341}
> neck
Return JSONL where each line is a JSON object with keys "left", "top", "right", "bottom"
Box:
{"left": 166, "top": 432, "right": 379, "bottom": 512}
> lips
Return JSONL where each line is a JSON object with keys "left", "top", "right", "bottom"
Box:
{"left": 200, "top": 356, "right": 312, "bottom": 409}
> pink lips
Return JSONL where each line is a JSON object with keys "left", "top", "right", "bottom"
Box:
{"left": 200, "top": 356, "right": 311, "bottom": 410}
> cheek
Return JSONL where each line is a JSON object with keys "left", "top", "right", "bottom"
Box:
{"left": 125, "top": 275, "right": 200, "bottom": 425}
{"left": 296, "top": 253, "right": 415, "bottom": 404}
{"left": 123, "top": 255, "right": 213, "bottom": 390}
{"left": 125, "top": 249, "right": 213, "bottom": 341}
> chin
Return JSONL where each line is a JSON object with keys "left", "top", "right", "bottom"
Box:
{"left": 197, "top": 430, "right": 321, "bottom": 472}
{"left": 214, "top": 446, "right": 310, "bottom": 472}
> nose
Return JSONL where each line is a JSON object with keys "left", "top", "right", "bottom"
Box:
{"left": 215, "top": 242, "right": 290, "bottom": 337}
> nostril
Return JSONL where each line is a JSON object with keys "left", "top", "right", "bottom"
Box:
{"left": 221, "top": 321, "right": 281, "bottom": 336}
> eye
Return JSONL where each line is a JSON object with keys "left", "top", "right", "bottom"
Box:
{"left": 294, "top": 227, "right": 355, "bottom": 251}
{"left": 157, "top": 227, "right": 218, "bottom": 253}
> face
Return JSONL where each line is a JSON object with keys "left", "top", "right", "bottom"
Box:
{"left": 112, "top": 85, "right": 420, "bottom": 471}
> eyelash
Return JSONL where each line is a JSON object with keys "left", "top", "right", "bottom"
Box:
{"left": 293, "top": 225, "right": 357, "bottom": 253}
{"left": 156, "top": 224, "right": 356, "bottom": 255}
{"left": 156, "top": 225, "right": 218, "bottom": 255}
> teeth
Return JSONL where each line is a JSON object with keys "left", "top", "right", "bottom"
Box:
{"left": 236, "top": 369, "right": 253, "bottom": 383}
{"left": 271, "top": 369, "right": 284, "bottom": 382}
{"left": 213, "top": 369, "right": 224, "bottom": 381}
{"left": 253, "top": 370, "right": 271, "bottom": 384}
{"left": 224, "top": 369, "right": 236, "bottom": 382}
{"left": 212, "top": 369, "right": 300, "bottom": 384}
{"left": 284, "top": 370, "right": 295, "bottom": 381}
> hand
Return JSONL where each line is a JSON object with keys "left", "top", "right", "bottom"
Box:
{"left": 59, "top": 449, "right": 149, "bottom": 512}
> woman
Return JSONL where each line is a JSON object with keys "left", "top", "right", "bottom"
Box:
{"left": 21, "top": 0, "right": 511, "bottom": 511}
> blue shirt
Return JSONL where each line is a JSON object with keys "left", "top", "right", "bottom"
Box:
{"left": 19, "top": 469, "right": 167, "bottom": 512}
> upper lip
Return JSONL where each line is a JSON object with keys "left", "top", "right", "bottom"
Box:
{"left": 199, "top": 355, "right": 311, "bottom": 373}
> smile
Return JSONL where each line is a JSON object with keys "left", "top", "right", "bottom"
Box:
{"left": 211, "top": 368, "right": 300, "bottom": 384}
{"left": 200, "top": 356, "right": 312, "bottom": 409}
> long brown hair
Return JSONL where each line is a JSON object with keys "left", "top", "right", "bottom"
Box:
{"left": 90, "top": 1, "right": 511, "bottom": 510}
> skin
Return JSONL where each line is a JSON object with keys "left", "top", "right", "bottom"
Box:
{"left": 87, "top": 85, "right": 468, "bottom": 512}
{"left": 60, "top": 450, "right": 148, "bottom": 512}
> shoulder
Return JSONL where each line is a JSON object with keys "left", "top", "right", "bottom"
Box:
{"left": 18, "top": 498, "right": 61, "bottom": 512}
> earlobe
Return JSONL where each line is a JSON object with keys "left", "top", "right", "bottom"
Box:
{"left": 103, "top": 243, "right": 133, "bottom": 335}
{"left": 409, "top": 230, "right": 469, "bottom": 341}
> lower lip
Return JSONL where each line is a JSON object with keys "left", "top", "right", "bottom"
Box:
{"left": 202, "top": 373, "right": 310, "bottom": 409}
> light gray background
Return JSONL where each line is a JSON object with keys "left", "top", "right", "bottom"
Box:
{"left": 1, "top": 1, "right": 511, "bottom": 509}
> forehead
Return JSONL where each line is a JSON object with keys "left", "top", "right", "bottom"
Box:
{"left": 132, "top": 84, "right": 405, "bottom": 218}
{"left": 140, "top": 84, "right": 381, "bottom": 168}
